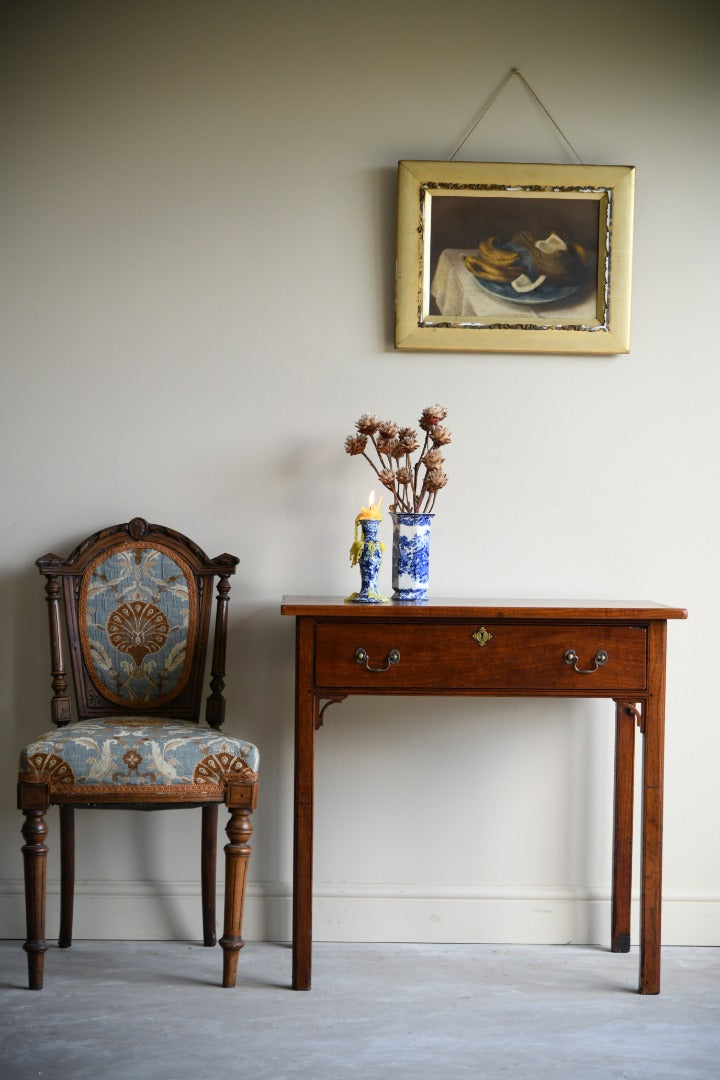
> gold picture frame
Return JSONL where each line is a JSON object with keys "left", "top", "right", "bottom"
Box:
{"left": 395, "top": 160, "right": 635, "bottom": 355}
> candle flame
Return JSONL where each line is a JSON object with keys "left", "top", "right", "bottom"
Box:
{"left": 357, "top": 490, "right": 382, "bottom": 520}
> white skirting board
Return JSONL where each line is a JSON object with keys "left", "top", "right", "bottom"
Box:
{"left": 1, "top": 881, "right": 719, "bottom": 946}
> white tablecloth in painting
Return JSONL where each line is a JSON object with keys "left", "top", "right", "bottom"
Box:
{"left": 430, "top": 249, "right": 597, "bottom": 321}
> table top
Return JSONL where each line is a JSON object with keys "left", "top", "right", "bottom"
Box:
{"left": 281, "top": 597, "right": 687, "bottom": 621}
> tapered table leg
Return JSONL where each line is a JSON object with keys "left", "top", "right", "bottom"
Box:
{"left": 611, "top": 702, "right": 636, "bottom": 952}
{"left": 639, "top": 621, "right": 667, "bottom": 994}
{"left": 293, "top": 617, "right": 316, "bottom": 990}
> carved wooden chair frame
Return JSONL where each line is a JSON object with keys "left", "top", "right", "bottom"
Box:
{"left": 18, "top": 517, "right": 258, "bottom": 989}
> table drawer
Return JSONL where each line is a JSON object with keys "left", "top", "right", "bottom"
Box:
{"left": 315, "top": 621, "right": 647, "bottom": 692}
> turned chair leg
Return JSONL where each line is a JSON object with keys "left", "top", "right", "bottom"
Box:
{"left": 20, "top": 803, "right": 49, "bottom": 990}
{"left": 59, "top": 806, "right": 75, "bottom": 948}
{"left": 201, "top": 804, "right": 218, "bottom": 946}
{"left": 219, "top": 785, "right": 255, "bottom": 988}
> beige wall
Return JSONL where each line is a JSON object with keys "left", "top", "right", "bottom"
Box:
{"left": 2, "top": 0, "right": 718, "bottom": 946}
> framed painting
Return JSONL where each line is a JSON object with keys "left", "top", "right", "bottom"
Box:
{"left": 395, "top": 160, "right": 635, "bottom": 354}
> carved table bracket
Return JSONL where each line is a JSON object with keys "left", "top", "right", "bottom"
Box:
{"left": 614, "top": 699, "right": 645, "bottom": 733}
{"left": 315, "top": 695, "right": 347, "bottom": 730}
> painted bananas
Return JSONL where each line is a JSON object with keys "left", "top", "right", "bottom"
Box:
{"left": 478, "top": 237, "right": 521, "bottom": 265}
{"left": 464, "top": 234, "right": 587, "bottom": 290}
{"left": 464, "top": 237, "right": 523, "bottom": 283}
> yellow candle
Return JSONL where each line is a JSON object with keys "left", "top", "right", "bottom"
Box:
{"left": 356, "top": 490, "right": 382, "bottom": 520}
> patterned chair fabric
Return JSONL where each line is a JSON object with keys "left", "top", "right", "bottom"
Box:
{"left": 80, "top": 544, "right": 198, "bottom": 709}
{"left": 19, "top": 717, "right": 259, "bottom": 798}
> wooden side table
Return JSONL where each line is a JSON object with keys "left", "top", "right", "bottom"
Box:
{"left": 281, "top": 598, "right": 686, "bottom": 993}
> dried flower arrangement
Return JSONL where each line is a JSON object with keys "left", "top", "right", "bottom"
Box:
{"left": 344, "top": 405, "right": 450, "bottom": 513}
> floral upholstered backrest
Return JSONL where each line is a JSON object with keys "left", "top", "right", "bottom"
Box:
{"left": 78, "top": 542, "right": 198, "bottom": 710}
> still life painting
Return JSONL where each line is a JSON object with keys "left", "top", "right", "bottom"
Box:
{"left": 395, "top": 160, "right": 634, "bottom": 355}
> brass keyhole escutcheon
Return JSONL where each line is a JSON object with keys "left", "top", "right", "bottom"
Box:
{"left": 472, "top": 627, "right": 493, "bottom": 647}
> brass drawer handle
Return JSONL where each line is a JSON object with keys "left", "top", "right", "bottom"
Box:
{"left": 564, "top": 648, "right": 608, "bottom": 674}
{"left": 354, "top": 647, "right": 400, "bottom": 672}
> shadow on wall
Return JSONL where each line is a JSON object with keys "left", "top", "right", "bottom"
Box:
{"left": 123, "top": 600, "right": 295, "bottom": 943}
{"left": 371, "top": 165, "right": 398, "bottom": 351}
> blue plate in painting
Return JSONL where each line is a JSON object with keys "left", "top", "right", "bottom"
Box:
{"left": 471, "top": 277, "right": 582, "bottom": 305}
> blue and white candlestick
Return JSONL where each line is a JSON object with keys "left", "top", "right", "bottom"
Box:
{"left": 346, "top": 515, "right": 387, "bottom": 604}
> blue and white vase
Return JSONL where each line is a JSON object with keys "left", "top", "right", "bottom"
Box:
{"left": 390, "top": 512, "right": 434, "bottom": 602}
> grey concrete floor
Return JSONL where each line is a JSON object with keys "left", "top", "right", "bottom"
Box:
{"left": 1, "top": 941, "right": 718, "bottom": 1079}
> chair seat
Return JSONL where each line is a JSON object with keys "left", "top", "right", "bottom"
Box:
{"left": 19, "top": 717, "right": 259, "bottom": 799}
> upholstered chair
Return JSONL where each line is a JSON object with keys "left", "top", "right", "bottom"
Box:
{"left": 17, "top": 517, "right": 258, "bottom": 989}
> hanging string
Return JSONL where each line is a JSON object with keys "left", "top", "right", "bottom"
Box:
{"left": 449, "top": 67, "right": 584, "bottom": 164}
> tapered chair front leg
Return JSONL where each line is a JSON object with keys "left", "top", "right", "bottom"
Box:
{"left": 19, "top": 784, "right": 50, "bottom": 990}
{"left": 201, "top": 804, "right": 218, "bottom": 946}
{"left": 59, "top": 805, "right": 75, "bottom": 948}
{"left": 219, "top": 782, "right": 256, "bottom": 988}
